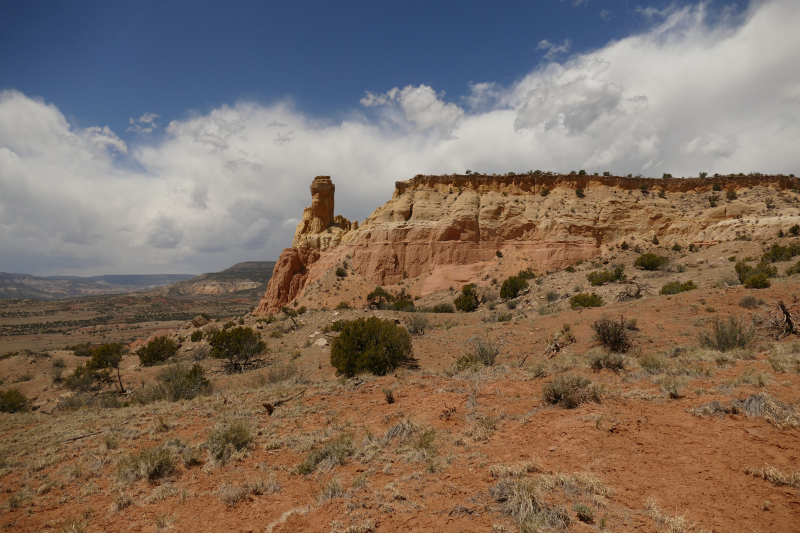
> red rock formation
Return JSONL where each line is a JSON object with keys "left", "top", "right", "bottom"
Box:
{"left": 255, "top": 172, "right": 800, "bottom": 315}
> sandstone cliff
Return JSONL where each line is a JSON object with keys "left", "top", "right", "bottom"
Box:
{"left": 256, "top": 173, "right": 800, "bottom": 315}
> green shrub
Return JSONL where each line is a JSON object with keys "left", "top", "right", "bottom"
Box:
{"left": 70, "top": 343, "right": 93, "bottom": 357}
{"left": 575, "top": 188, "right": 585, "bottom": 198}
{"left": 712, "top": 182, "right": 722, "bottom": 191}
{"left": 540, "top": 187, "right": 550, "bottom": 197}
{"left": 335, "top": 301, "right": 351, "bottom": 310}
{"left": 638, "top": 353, "right": 669, "bottom": 374}
{"left": 620, "top": 241, "right": 629, "bottom": 250}
{"left": 735, "top": 260, "right": 776, "bottom": 287}
{"left": 367, "top": 287, "right": 394, "bottom": 309}
{"left": 335, "top": 267, "right": 347, "bottom": 277}
{"left": 432, "top": 303, "right": 454, "bottom": 313}
{"left": 391, "top": 300, "right": 415, "bottom": 312}
{"left": 208, "top": 327, "right": 267, "bottom": 373}
{"left": 500, "top": 276, "right": 528, "bottom": 300}
{"left": 542, "top": 375, "right": 601, "bottom": 409}
{"left": 137, "top": 337, "right": 179, "bottom": 367}
{"left": 574, "top": 503, "right": 595, "bottom": 523}
{"left": 570, "top": 293, "right": 603, "bottom": 309}
{"left": 659, "top": 280, "right": 698, "bottom": 295}
{"left": 726, "top": 190, "right": 738, "bottom": 200}
{"left": 744, "top": 272, "right": 771, "bottom": 289}
{"left": 698, "top": 315, "right": 754, "bottom": 352}
{"left": 517, "top": 268, "right": 537, "bottom": 280}
{"left": 454, "top": 284, "right": 479, "bottom": 312}
{"left": 330, "top": 317, "right": 416, "bottom": 376}
{"left": 404, "top": 314, "right": 430, "bottom": 335}
{"left": 64, "top": 364, "right": 109, "bottom": 391}
{"left": 634, "top": 253, "right": 669, "bottom": 271}
{"left": 708, "top": 195, "right": 719, "bottom": 207}
{"left": 586, "top": 266, "right": 625, "bottom": 286}
{"left": 761, "top": 242, "right": 800, "bottom": 263}
{"left": 591, "top": 316, "right": 632, "bottom": 353}
{"left": 546, "top": 291, "right": 560, "bottom": 303}
{"left": 790, "top": 224, "right": 800, "bottom": 236}
{"left": 86, "top": 342, "right": 123, "bottom": 370}
{"left": 206, "top": 420, "right": 255, "bottom": 464}
{"left": 190, "top": 330, "right": 203, "bottom": 342}
{"left": 787, "top": 260, "right": 800, "bottom": 276}
{"left": 496, "top": 250, "right": 503, "bottom": 258}
{"left": 0, "top": 389, "right": 31, "bottom": 413}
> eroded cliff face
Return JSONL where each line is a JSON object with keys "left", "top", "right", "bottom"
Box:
{"left": 256, "top": 173, "right": 800, "bottom": 315}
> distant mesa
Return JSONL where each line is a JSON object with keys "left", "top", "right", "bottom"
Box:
{"left": 255, "top": 172, "right": 800, "bottom": 315}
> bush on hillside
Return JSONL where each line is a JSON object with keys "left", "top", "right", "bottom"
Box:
{"left": 500, "top": 276, "right": 528, "bottom": 300}
{"left": 587, "top": 266, "right": 625, "bottom": 286}
{"left": 208, "top": 327, "right": 267, "bottom": 373}
{"left": 659, "top": 280, "right": 698, "bottom": 295}
{"left": 431, "top": 303, "right": 454, "bottom": 313}
{"left": 137, "top": 337, "right": 179, "bottom": 367}
{"left": 761, "top": 242, "right": 800, "bottom": 263}
{"left": 570, "top": 293, "right": 603, "bottom": 309}
{"left": 542, "top": 375, "right": 602, "bottom": 409}
{"left": 0, "top": 389, "right": 31, "bottom": 413}
{"left": 634, "top": 253, "right": 669, "bottom": 271}
{"left": 591, "top": 316, "right": 632, "bottom": 353}
{"left": 698, "top": 315, "right": 754, "bottom": 352}
{"left": 454, "top": 284, "right": 479, "bottom": 312}
{"left": 190, "top": 330, "right": 203, "bottom": 342}
{"left": 735, "top": 261, "right": 776, "bottom": 288}
{"left": 367, "top": 287, "right": 394, "bottom": 309}
{"left": 330, "top": 317, "right": 416, "bottom": 376}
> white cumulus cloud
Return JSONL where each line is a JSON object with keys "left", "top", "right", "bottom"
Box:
{"left": 1, "top": 0, "right": 799, "bottom": 276}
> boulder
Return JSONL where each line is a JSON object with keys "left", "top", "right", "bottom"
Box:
{"left": 192, "top": 315, "right": 210, "bottom": 327}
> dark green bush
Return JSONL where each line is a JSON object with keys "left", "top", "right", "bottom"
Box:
{"left": 761, "top": 242, "right": 800, "bottom": 263}
{"left": 591, "top": 316, "right": 632, "bottom": 353}
{"left": 70, "top": 343, "right": 93, "bottom": 357}
{"left": 712, "top": 182, "right": 722, "bottom": 191}
{"left": 698, "top": 316, "right": 754, "bottom": 352}
{"left": 208, "top": 327, "right": 267, "bottom": 373}
{"left": 542, "top": 375, "right": 601, "bottom": 409}
{"left": 190, "top": 330, "right": 203, "bottom": 342}
{"left": 735, "top": 261, "right": 776, "bottom": 288}
{"left": 335, "top": 267, "right": 347, "bottom": 277}
{"left": 391, "top": 300, "right": 415, "bottom": 312}
{"left": 634, "top": 253, "right": 669, "bottom": 271}
{"left": 0, "top": 389, "right": 31, "bottom": 413}
{"left": 586, "top": 266, "right": 625, "bottom": 286}
{"left": 790, "top": 224, "right": 800, "bottom": 236}
{"left": 726, "top": 190, "right": 738, "bottom": 201}
{"left": 744, "top": 272, "right": 771, "bottom": 289}
{"left": 589, "top": 352, "right": 626, "bottom": 373}
{"left": 330, "top": 317, "right": 415, "bottom": 376}
{"left": 335, "top": 301, "right": 351, "bottom": 310}
{"left": 500, "top": 276, "right": 528, "bottom": 300}
{"left": 620, "top": 241, "right": 629, "bottom": 250}
{"left": 570, "top": 293, "right": 603, "bottom": 309}
{"left": 787, "top": 260, "right": 800, "bottom": 276}
{"left": 540, "top": 188, "right": 550, "bottom": 197}
{"left": 454, "top": 284, "right": 479, "bottom": 312}
{"left": 137, "top": 337, "right": 179, "bottom": 367}
{"left": 367, "top": 287, "right": 394, "bottom": 309}
{"left": 575, "top": 188, "right": 585, "bottom": 198}
{"left": 86, "top": 342, "right": 123, "bottom": 370}
{"left": 671, "top": 243, "right": 682, "bottom": 252}
{"left": 517, "top": 268, "right": 537, "bottom": 280}
{"left": 64, "top": 364, "right": 109, "bottom": 391}
{"left": 659, "top": 280, "right": 698, "bottom": 295}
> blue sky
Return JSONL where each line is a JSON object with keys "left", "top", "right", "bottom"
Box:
{"left": 1, "top": 0, "right": 740, "bottom": 140}
{"left": 1, "top": 0, "right": 799, "bottom": 276}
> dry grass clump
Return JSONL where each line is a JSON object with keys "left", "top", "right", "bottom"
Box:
{"left": 656, "top": 376, "right": 687, "bottom": 399}
{"left": 117, "top": 443, "right": 178, "bottom": 485}
{"left": 542, "top": 375, "right": 602, "bottom": 409}
{"left": 589, "top": 352, "right": 626, "bottom": 373}
{"left": 591, "top": 316, "right": 632, "bottom": 353}
{"left": 468, "top": 414, "right": 501, "bottom": 442}
{"left": 293, "top": 434, "right": 354, "bottom": 475}
{"left": 490, "top": 478, "right": 571, "bottom": 533}
{"left": 692, "top": 393, "right": 799, "bottom": 429}
{"left": 206, "top": 420, "right": 255, "bottom": 464}
{"left": 638, "top": 353, "right": 670, "bottom": 374}
{"left": 218, "top": 474, "right": 281, "bottom": 507}
{"left": 316, "top": 476, "right": 345, "bottom": 504}
{"left": 109, "top": 492, "right": 133, "bottom": 513}
{"left": 645, "top": 498, "right": 709, "bottom": 533}
{"left": 742, "top": 465, "right": 800, "bottom": 489}
{"left": 490, "top": 460, "right": 543, "bottom": 479}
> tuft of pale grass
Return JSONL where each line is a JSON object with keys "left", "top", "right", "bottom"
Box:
{"left": 645, "top": 498, "right": 710, "bottom": 533}
{"left": 743, "top": 465, "right": 800, "bottom": 489}
{"left": 469, "top": 414, "right": 502, "bottom": 441}
{"left": 490, "top": 460, "right": 543, "bottom": 479}
{"left": 316, "top": 476, "right": 344, "bottom": 504}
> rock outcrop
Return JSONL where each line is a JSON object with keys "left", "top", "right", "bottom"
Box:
{"left": 256, "top": 173, "right": 800, "bottom": 315}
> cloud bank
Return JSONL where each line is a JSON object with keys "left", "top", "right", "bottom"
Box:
{"left": 1, "top": 0, "right": 799, "bottom": 275}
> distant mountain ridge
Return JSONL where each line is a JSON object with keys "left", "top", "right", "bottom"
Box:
{"left": 0, "top": 272, "right": 196, "bottom": 300}
{"left": 164, "top": 261, "right": 277, "bottom": 297}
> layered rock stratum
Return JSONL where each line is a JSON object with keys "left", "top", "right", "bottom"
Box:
{"left": 256, "top": 173, "right": 800, "bottom": 315}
